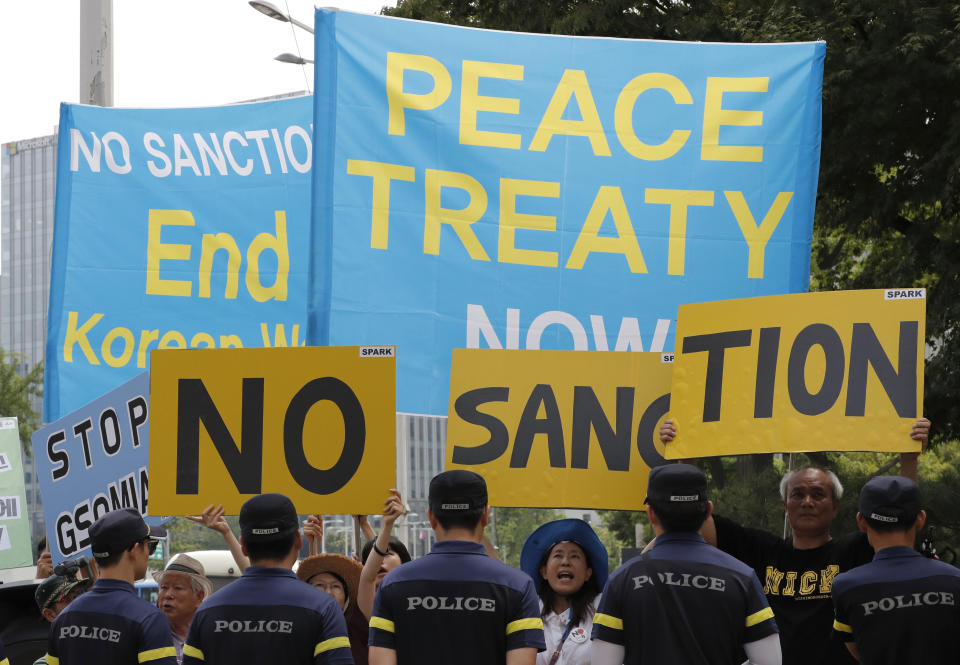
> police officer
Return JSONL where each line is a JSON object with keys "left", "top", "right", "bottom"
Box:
{"left": 659, "top": 418, "right": 930, "bottom": 665}
{"left": 369, "top": 470, "right": 545, "bottom": 665}
{"left": 591, "top": 464, "right": 781, "bottom": 665}
{"left": 831, "top": 476, "right": 960, "bottom": 664}
{"left": 182, "top": 493, "right": 352, "bottom": 665}
{"left": 46, "top": 508, "right": 176, "bottom": 665}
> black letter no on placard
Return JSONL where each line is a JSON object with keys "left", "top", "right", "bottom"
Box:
{"left": 284, "top": 378, "right": 365, "bottom": 494}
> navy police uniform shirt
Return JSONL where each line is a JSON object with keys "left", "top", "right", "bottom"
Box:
{"left": 832, "top": 546, "right": 960, "bottom": 665}
{"left": 47, "top": 578, "right": 177, "bottom": 665}
{"left": 592, "top": 532, "right": 778, "bottom": 665}
{"left": 1, "top": 635, "right": 8, "bottom": 665}
{"left": 182, "top": 566, "right": 352, "bottom": 665}
{"left": 369, "top": 540, "right": 545, "bottom": 663}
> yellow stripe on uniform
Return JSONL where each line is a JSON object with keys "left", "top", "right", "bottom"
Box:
{"left": 183, "top": 644, "right": 205, "bottom": 660}
{"left": 505, "top": 618, "right": 544, "bottom": 635}
{"left": 44, "top": 657, "right": 59, "bottom": 665}
{"left": 745, "top": 607, "right": 775, "bottom": 627}
{"left": 370, "top": 616, "right": 396, "bottom": 633}
{"left": 2, "top": 658, "right": 11, "bottom": 665}
{"left": 593, "top": 613, "right": 624, "bottom": 630}
{"left": 139, "top": 647, "right": 178, "bottom": 662}
{"left": 315, "top": 636, "right": 351, "bottom": 656}
{"left": 833, "top": 619, "right": 853, "bottom": 633}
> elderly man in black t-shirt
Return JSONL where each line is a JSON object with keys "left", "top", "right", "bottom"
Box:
{"left": 659, "top": 418, "right": 929, "bottom": 665}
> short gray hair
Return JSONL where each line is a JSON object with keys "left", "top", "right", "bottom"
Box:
{"left": 779, "top": 467, "right": 843, "bottom": 501}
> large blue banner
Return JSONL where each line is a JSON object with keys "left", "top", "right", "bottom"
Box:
{"left": 31, "top": 373, "right": 168, "bottom": 565}
{"left": 46, "top": 96, "right": 312, "bottom": 420}
{"left": 309, "top": 10, "right": 825, "bottom": 415}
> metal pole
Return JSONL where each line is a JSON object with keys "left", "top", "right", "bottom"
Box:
{"left": 783, "top": 453, "right": 795, "bottom": 540}
{"left": 396, "top": 415, "right": 411, "bottom": 548}
{"left": 353, "top": 516, "right": 364, "bottom": 558}
{"left": 79, "top": 0, "right": 114, "bottom": 106}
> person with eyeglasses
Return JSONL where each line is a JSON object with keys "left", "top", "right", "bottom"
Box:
{"left": 298, "top": 553, "right": 367, "bottom": 665}
{"left": 45, "top": 508, "right": 176, "bottom": 665}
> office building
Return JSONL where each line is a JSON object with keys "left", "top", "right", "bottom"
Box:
{"left": 1, "top": 133, "right": 58, "bottom": 544}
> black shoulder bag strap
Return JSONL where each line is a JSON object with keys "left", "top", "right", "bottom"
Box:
{"left": 642, "top": 552, "right": 712, "bottom": 665}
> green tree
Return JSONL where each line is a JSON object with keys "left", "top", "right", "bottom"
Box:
{"left": 0, "top": 349, "right": 43, "bottom": 449}
{"left": 490, "top": 506, "right": 561, "bottom": 567}
{"left": 600, "top": 444, "right": 960, "bottom": 562}
{"left": 165, "top": 515, "right": 242, "bottom": 555}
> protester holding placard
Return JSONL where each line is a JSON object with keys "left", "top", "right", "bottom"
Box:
{"left": 302, "top": 513, "right": 377, "bottom": 563}
{"left": 592, "top": 464, "right": 781, "bottom": 665}
{"left": 831, "top": 476, "right": 960, "bottom": 665}
{"left": 358, "top": 489, "right": 412, "bottom": 620}
{"left": 182, "top": 493, "right": 352, "bottom": 665}
{"left": 47, "top": 508, "right": 176, "bottom": 665}
{"left": 659, "top": 417, "right": 930, "bottom": 665}
{"left": 369, "top": 470, "right": 545, "bottom": 665}
{"left": 520, "top": 519, "right": 608, "bottom": 665}
{"left": 185, "top": 504, "right": 249, "bottom": 571}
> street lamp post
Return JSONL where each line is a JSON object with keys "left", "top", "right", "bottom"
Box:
{"left": 399, "top": 512, "right": 419, "bottom": 553}
{"left": 275, "top": 53, "right": 314, "bottom": 65}
{"left": 249, "top": 1, "right": 315, "bottom": 33}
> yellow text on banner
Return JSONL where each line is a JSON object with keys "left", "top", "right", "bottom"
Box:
{"left": 149, "top": 346, "right": 396, "bottom": 515}
{"left": 445, "top": 349, "right": 673, "bottom": 510}
{"left": 666, "top": 289, "right": 925, "bottom": 458}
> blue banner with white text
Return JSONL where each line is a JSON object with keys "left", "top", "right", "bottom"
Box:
{"left": 46, "top": 96, "right": 312, "bottom": 420}
{"left": 31, "top": 373, "right": 169, "bottom": 565}
{"left": 309, "top": 10, "right": 824, "bottom": 414}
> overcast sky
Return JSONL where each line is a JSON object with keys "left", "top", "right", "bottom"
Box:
{"left": 0, "top": 0, "right": 394, "bottom": 143}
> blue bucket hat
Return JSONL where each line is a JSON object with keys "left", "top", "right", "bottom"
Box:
{"left": 520, "top": 519, "right": 609, "bottom": 592}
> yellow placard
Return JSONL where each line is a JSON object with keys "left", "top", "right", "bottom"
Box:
{"left": 446, "top": 349, "right": 674, "bottom": 510}
{"left": 149, "top": 346, "right": 396, "bottom": 515}
{"left": 667, "top": 289, "right": 925, "bottom": 458}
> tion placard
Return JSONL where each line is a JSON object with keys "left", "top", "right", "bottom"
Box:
{"left": 667, "top": 289, "right": 925, "bottom": 457}
{"left": 446, "top": 349, "right": 673, "bottom": 510}
{"left": 149, "top": 346, "right": 395, "bottom": 514}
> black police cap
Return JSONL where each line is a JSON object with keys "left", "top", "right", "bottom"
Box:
{"left": 859, "top": 476, "right": 920, "bottom": 525}
{"left": 89, "top": 508, "right": 165, "bottom": 559}
{"left": 645, "top": 464, "right": 708, "bottom": 504}
{"left": 239, "top": 493, "right": 299, "bottom": 541}
{"left": 429, "top": 470, "right": 487, "bottom": 516}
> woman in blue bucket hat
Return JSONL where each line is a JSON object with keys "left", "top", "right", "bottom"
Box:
{"left": 521, "top": 518, "right": 609, "bottom": 665}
